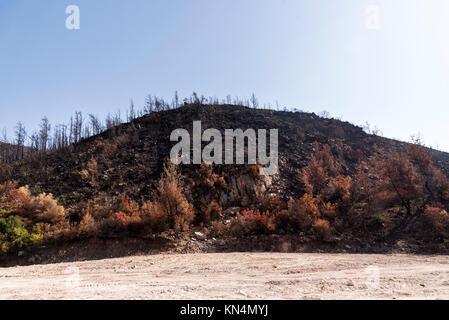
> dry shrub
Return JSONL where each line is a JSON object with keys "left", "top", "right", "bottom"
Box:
{"left": 300, "top": 142, "right": 340, "bottom": 195}
{"left": 322, "top": 175, "right": 352, "bottom": 204}
{"left": 424, "top": 206, "right": 449, "bottom": 236}
{"left": 79, "top": 169, "right": 90, "bottom": 181}
{"left": 79, "top": 162, "right": 195, "bottom": 235}
{"left": 295, "top": 142, "right": 351, "bottom": 234}
{"left": 4, "top": 186, "right": 31, "bottom": 212}
{"left": 156, "top": 177, "right": 194, "bottom": 231}
{"left": 374, "top": 152, "right": 423, "bottom": 214}
{"left": 0, "top": 181, "right": 70, "bottom": 247}
{"left": 235, "top": 209, "right": 274, "bottom": 235}
{"left": 200, "top": 201, "right": 222, "bottom": 224}
{"left": 348, "top": 142, "right": 449, "bottom": 235}
{"left": 152, "top": 161, "right": 195, "bottom": 231}
{"left": 256, "top": 193, "right": 286, "bottom": 214}
{"left": 195, "top": 163, "right": 227, "bottom": 196}
{"left": 41, "top": 218, "right": 75, "bottom": 242}
{"left": 141, "top": 201, "right": 167, "bottom": 233}
{"left": 313, "top": 218, "right": 332, "bottom": 240}
{"left": 28, "top": 192, "right": 65, "bottom": 223}
{"left": 286, "top": 193, "right": 320, "bottom": 231}
{"left": 83, "top": 196, "right": 114, "bottom": 220}
{"left": 99, "top": 140, "right": 117, "bottom": 159}
{"left": 407, "top": 143, "right": 449, "bottom": 203}
{"left": 0, "top": 181, "right": 18, "bottom": 203}
{"left": 115, "top": 195, "right": 140, "bottom": 216}
{"left": 0, "top": 183, "right": 65, "bottom": 224}
{"left": 82, "top": 195, "right": 149, "bottom": 235}
{"left": 87, "top": 157, "right": 98, "bottom": 174}
{"left": 115, "top": 133, "right": 131, "bottom": 147}
{"left": 78, "top": 213, "right": 96, "bottom": 236}
{"left": 320, "top": 201, "right": 337, "bottom": 218}
{"left": 209, "top": 221, "right": 228, "bottom": 237}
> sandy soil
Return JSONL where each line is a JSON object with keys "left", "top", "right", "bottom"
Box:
{"left": 1, "top": 253, "right": 449, "bottom": 300}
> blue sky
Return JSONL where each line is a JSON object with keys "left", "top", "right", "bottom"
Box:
{"left": 1, "top": 0, "right": 449, "bottom": 150}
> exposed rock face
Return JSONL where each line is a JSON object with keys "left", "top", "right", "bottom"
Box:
{"left": 218, "top": 174, "right": 269, "bottom": 207}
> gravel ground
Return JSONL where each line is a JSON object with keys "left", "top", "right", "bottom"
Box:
{"left": 1, "top": 253, "right": 449, "bottom": 300}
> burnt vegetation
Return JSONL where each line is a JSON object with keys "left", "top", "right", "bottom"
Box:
{"left": 2, "top": 92, "right": 449, "bottom": 257}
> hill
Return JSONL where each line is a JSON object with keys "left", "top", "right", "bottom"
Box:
{"left": 3, "top": 104, "right": 449, "bottom": 206}
{"left": 2, "top": 103, "right": 449, "bottom": 263}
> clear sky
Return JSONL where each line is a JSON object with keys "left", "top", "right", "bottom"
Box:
{"left": 1, "top": 0, "right": 449, "bottom": 150}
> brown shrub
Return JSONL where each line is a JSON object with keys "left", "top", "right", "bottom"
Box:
{"left": 235, "top": 209, "right": 275, "bottom": 235}
{"left": 28, "top": 192, "right": 65, "bottom": 223}
{"left": 153, "top": 161, "right": 195, "bottom": 231}
{"left": 324, "top": 175, "right": 352, "bottom": 203}
{"left": 368, "top": 151, "right": 424, "bottom": 215}
{"left": 80, "top": 164, "right": 195, "bottom": 235}
{"left": 83, "top": 196, "right": 114, "bottom": 220}
{"left": 115, "top": 195, "right": 140, "bottom": 216}
{"left": 78, "top": 213, "right": 96, "bottom": 236}
{"left": 194, "top": 163, "right": 227, "bottom": 197}
{"left": 141, "top": 201, "right": 168, "bottom": 233}
{"left": 299, "top": 142, "right": 340, "bottom": 195}
{"left": 0, "top": 183, "right": 65, "bottom": 224}
{"left": 41, "top": 219, "right": 75, "bottom": 242}
{"left": 209, "top": 220, "right": 228, "bottom": 237}
{"left": 156, "top": 179, "right": 194, "bottom": 231}
{"left": 256, "top": 193, "right": 286, "bottom": 214}
{"left": 320, "top": 202, "right": 337, "bottom": 218}
{"left": 424, "top": 206, "right": 449, "bottom": 236}
{"left": 313, "top": 218, "right": 332, "bottom": 240}
{"left": 284, "top": 193, "right": 320, "bottom": 231}
{"left": 200, "top": 201, "right": 222, "bottom": 224}
{"left": 3, "top": 186, "right": 31, "bottom": 213}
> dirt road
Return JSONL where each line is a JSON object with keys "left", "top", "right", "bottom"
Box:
{"left": 1, "top": 253, "right": 449, "bottom": 299}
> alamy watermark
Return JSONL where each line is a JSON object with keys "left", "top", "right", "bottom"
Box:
{"left": 364, "top": 265, "right": 380, "bottom": 290}
{"left": 365, "top": 5, "right": 381, "bottom": 30}
{"left": 170, "top": 121, "right": 279, "bottom": 176}
{"left": 65, "top": 266, "right": 81, "bottom": 289}
{"left": 66, "top": 5, "right": 80, "bottom": 30}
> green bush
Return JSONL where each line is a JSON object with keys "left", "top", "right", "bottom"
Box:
{"left": 371, "top": 214, "right": 386, "bottom": 228}
{"left": 0, "top": 215, "right": 43, "bottom": 254}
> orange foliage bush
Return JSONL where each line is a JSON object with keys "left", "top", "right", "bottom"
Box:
{"left": 284, "top": 193, "right": 320, "bottom": 231}
{"left": 424, "top": 206, "right": 449, "bottom": 236}
{"left": 78, "top": 213, "right": 96, "bottom": 236}
{"left": 155, "top": 180, "right": 194, "bottom": 231}
{"left": 200, "top": 201, "right": 222, "bottom": 224}
{"left": 361, "top": 143, "right": 449, "bottom": 219}
{"left": 0, "top": 182, "right": 65, "bottom": 224}
{"left": 194, "top": 163, "right": 227, "bottom": 196}
{"left": 78, "top": 162, "right": 195, "bottom": 235}
{"left": 141, "top": 201, "right": 167, "bottom": 233}
{"left": 28, "top": 192, "right": 65, "bottom": 223}
{"left": 313, "top": 218, "right": 332, "bottom": 240}
{"left": 236, "top": 209, "right": 275, "bottom": 235}
{"left": 374, "top": 151, "right": 423, "bottom": 214}
{"left": 256, "top": 193, "right": 286, "bottom": 214}
{"left": 154, "top": 162, "right": 195, "bottom": 231}
{"left": 322, "top": 175, "right": 352, "bottom": 204}
{"left": 300, "top": 142, "right": 340, "bottom": 195}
